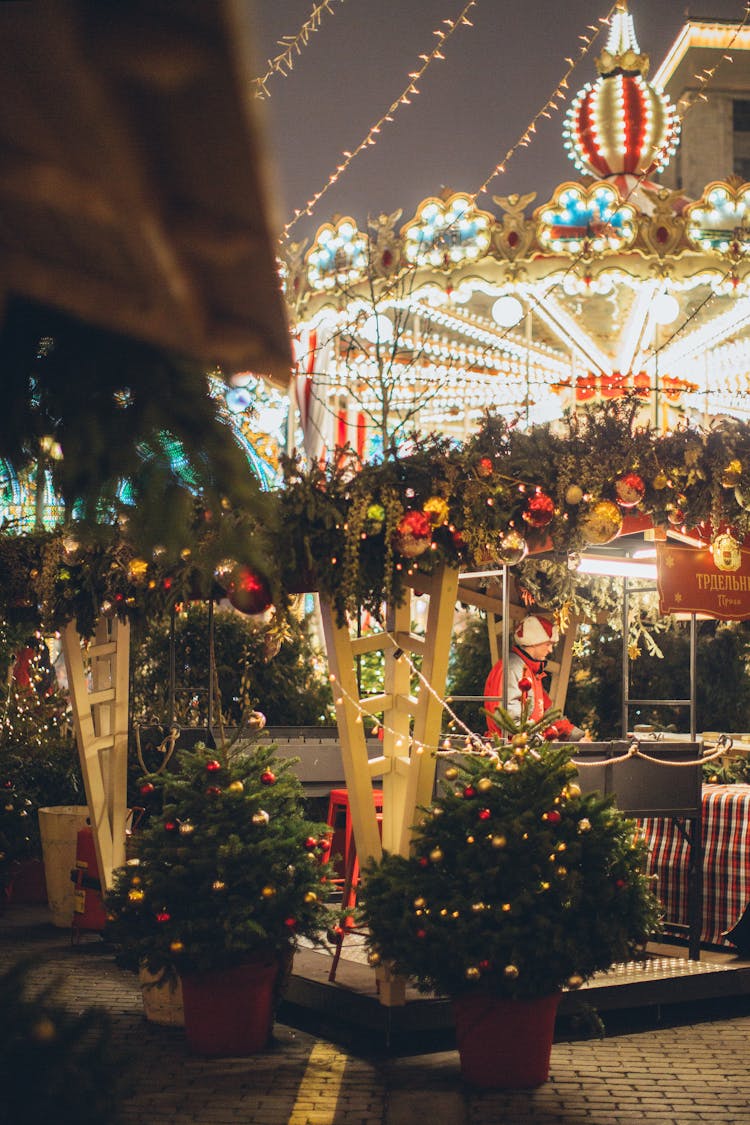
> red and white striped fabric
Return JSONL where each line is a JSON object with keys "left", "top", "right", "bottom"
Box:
{"left": 637, "top": 784, "right": 750, "bottom": 948}
{"left": 293, "top": 325, "right": 335, "bottom": 465}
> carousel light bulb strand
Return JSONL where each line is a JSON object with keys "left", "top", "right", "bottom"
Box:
{"left": 253, "top": 0, "right": 346, "bottom": 99}
{"left": 282, "top": 1, "right": 477, "bottom": 240}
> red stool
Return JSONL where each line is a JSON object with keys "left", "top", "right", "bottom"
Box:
{"left": 325, "top": 788, "right": 383, "bottom": 982}
{"left": 325, "top": 787, "right": 384, "bottom": 892}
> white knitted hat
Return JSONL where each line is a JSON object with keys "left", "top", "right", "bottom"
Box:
{"left": 514, "top": 615, "right": 558, "bottom": 647}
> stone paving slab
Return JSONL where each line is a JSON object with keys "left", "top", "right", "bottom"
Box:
{"left": 3, "top": 905, "right": 750, "bottom": 1124}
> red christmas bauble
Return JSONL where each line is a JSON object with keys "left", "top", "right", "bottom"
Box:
{"left": 523, "top": 490, "right": 555, "bottom": 529}
{"left": 615, "top": 472, "right": 645, "bottom": 508}
{"left": 393, "top": 510, "right": 432, "bottom": 558}
{"left": 260, "top": 770, "right": 276, "bottom": 785}
{"left": 226, "top": 565, "right": 273, "bottom": 616}
{"left": 477, "top": 457, "right": 494, "bottom": 478}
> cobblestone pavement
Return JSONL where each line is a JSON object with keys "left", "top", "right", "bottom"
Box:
{"left": 3, "top": 905, "right": 750, "bottom": 1125}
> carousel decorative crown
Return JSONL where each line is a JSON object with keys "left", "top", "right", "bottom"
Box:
{"left": 562, "top": 1, "right": 680, "bottom": 182}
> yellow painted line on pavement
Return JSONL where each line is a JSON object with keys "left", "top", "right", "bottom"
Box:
{"left": 288, "top": 1040, "right": 350, "bottom": 1125}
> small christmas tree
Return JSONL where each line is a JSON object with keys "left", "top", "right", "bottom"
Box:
{"left": 0, "top": 633, "right": 82, "bottom": 887}
{"left": 105, "top": 735, "right": 336, "bottom": 975}
{"left": 359, "top": 698, "right": 661, "bottom": 1000}
{"left": 0, "top": 774, "right": 39, "bottom": 894}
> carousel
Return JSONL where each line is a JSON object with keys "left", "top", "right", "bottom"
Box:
{"left": 283, "top": 4, "right": 750, "bottom": 453}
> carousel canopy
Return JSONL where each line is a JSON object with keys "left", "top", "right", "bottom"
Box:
{"left": 284, "top": 4, "right": 750, "bottom": 457}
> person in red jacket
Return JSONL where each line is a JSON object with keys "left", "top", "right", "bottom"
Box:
{"left": 484, "top": 613, "right": 585, "bottom": 741}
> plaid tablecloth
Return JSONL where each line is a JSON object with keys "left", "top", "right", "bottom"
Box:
{"left": 637, "top": 784, "right": 750, "bottom": 948}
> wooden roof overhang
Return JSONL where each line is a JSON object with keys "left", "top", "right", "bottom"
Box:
{"left": 0, "top": 0, "right": 292, "bottom": 387}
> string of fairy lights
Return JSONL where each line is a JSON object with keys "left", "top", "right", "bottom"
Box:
{"left": 283, "top": 1, "right": 750, "bottom": 451}
{"left": 279, "top": 0, "right": 618, "bottom": 438}
{"left": 282, "top": 1, "right": 478, "bottom": 240}
{"left": 325, "top": 625, "right": 728, "bottom": 768}
{"left": 252, "top": 0, "right": 346, "bottom": 99}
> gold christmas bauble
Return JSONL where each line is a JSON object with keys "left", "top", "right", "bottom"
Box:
{"left": 722, "top": 459, "right": 743, "bottom": 488}
{"left": 429, "top": 847, "right": 443, "bottom": 862}
{"left": 491, "top": 834, "right": 507, "bottom": 849}
{"left": 304, "top": 891, "right": 318, "bottom": 904}
{"left": 261, "top": 885, "right": 276, "bottom": 898}
{"left": 228, "top": 780, "right": 244, "bottom": 793}
{"left": 465, "top": 966, "right": 481, "bottom": 980}
{"left": 580, "top": 499, "right": 622, "bottom": 545}
{"left": 477, "top": 777, "right": 493, "bottom": 792}
{"left": 496, "top": 529, "right": 528, "bottom": 566}
{"left": 169, "top": 940, "right": 184, "bottom": 954}
{"left": 444, "top": 766, "right": 459, "bottom": 780}
{"left": 565, "top": 483, "right": 584, "bottom": 505}
{"left": 127, "top": 558, "right": 149, "bottom": 584}
{"left": 503, "top": 963, "right": 519, "bottom": 979}
{"left": 567, "top": 973, "right": 584, "bottom": 989}
{"left": 423, "top": 496, "right": 449, "bottom": 527}
{"left": 712, "top": 531, "right": 742, "bottom": 573}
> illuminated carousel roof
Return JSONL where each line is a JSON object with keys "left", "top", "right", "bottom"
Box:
{"left": 284, "top": 3, "right": 750, "bottom": 446}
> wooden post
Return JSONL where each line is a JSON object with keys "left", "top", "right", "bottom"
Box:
{"left": 318, "top": 564, "right": 461, "bottom": 1006}
{"left": 62, "top": 615, "right": 130, "bottom": 892}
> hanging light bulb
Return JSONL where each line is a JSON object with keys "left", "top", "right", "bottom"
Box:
{"left": 491, "top": 295, "right": 524, "bottom": 328}
{"left": 360, "top": 313, "right": 394, "bottom": 343}
{"left": 651, "top": 293, "right": 680, "bottom": 326}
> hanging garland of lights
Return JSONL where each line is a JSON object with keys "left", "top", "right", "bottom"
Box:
{"left": 253, "top": 0, "right": 347, "bottom": 100}
{"left": 5, "top": 397, "right": 750, "bottom": 636}
{"left": 282, "top": 0, "right": 478, "bottom": 239}
{"left": 275, "top": 396, "right": 750, "bottom": 626}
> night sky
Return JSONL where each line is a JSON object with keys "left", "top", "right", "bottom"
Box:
{"left": 253, "top": 0, "right": 748, "bottom": 244}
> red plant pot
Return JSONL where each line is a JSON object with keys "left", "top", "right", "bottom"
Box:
{"left": 180, "top": 954, "right": 281, "bottom": 1057}
{"left": 7, "top": 858, "right": 48, "bottom": 904}
{"left": 452, "top": 991, "right": 561, "bottom": 1089}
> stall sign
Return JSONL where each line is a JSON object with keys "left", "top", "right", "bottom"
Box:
{"left": 656, "top": 543, "right": 750, "bottom": 620}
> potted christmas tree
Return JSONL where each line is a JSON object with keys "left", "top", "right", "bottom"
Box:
{"left": 359, "top": 697, "right": 661, "bottom": 1089}
{"left": 0, "top": 632, "right": 83, "bottom": 913}
{"left": 104, "top": 731, "right": 336, "bottom": 1055}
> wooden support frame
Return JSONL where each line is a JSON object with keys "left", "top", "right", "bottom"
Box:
{"left": 62, "top": 616, "right": 130, "bottom": 892}
{"left": 318, "top": 563, "right": 460, "bottom": 1006}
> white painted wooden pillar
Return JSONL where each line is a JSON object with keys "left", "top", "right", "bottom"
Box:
{"left": 318, "top": 564, "right": 460, "bottom": 1005}
{"left": 62, "top": 615, "right": 130, "bottom": 892}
